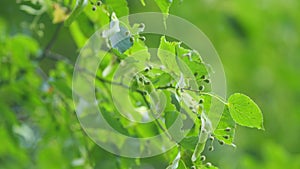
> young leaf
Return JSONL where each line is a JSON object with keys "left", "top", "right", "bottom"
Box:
{"left": 175, "top": 45, "right": 209, "bottom": 88}
{"left": 213, "top": 107, "right": 236, "bottom": 145}
{"left": 228, "top": 93, "right": 264, "bottom": 130}
{"left": 154, "top": 0, "right": 173, "bottom": 15}
{"left": 106, "top": 0, "right": 129, "bottom": 18}
{"left": 157, "top": 36, "right": 181, "bottom": 77}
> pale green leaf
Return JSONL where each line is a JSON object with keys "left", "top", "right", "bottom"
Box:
{"left": 157, "top": 36, "right": 181, "bottom": 77}
{"left": 106, "top": 0, "right": 129, "bottom": 18}
{"left": 154, "top": 0, "right": 172, "bottom": 15}
{"left": 214, "top": 107, "right": 236, "bottom": 145}
{"left": 228, "top": 93, "right": 264, "bottom": 130}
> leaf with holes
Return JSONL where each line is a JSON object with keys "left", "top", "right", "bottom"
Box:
{"left": 214, "top": 107, "right": 236, "bottom": 145}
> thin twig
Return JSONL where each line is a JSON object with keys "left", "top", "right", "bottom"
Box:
{"left": 135, "top": 89, "right": 173, "bottom": 140}
{"left": 36, "top": 23, "right": 64, "bottom": 61}
{"left": 156, "top": 85, "right": 228, "bottom": 105}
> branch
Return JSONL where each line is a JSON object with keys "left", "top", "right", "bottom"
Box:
{"left": 36, "top": 23, "right": 64, "bottom": 61}
{"left": 156, "top": 85, "right": 228, "bottom": 105}
{"left": 78, "top": 68, "right": 173, "bottom": 140}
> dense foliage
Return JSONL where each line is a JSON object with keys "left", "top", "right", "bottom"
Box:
{"left": 1, "top": 0, "right": 299, "bottom": 169}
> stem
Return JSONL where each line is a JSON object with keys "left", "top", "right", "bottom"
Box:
{"left": 36, "top": 23, "right": 64, "bottom": 61}
{"left": 136, "top": 90, "right": 173, "bottom": 140}
{"left": 180, "top": 87, "right": 228, "bottom": 105}
{"left": 80, "top": 69, "right": 173, "bottom": 140}
{"left": 155, "top": 85, "right": 228, "bottom": 105}
{"left": 199, "top": 92, "right": 228, "bottom": 105}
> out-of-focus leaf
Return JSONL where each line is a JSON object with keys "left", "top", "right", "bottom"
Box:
{"left": 13, "top": 124, "right": 38, "bottom": 148}
{"left": 69, "top": 21, "right": 88, "bottom": 48}
{"left": 52, "top": 3, "right": 68, "bottom": 24}
{"left": 154, "top": 0, "right": 172, "bottom": 15}
{"left": 140, "top": 0, "right": 146, "bottom": 6}
{"left": 179, "top": 136, "right": 198, "bottom": 150}
{"left": 101, "top": 109, "right": 129, "bottom": 135}
{"left": 178, "top": 160, "right": 188, "bottom": 169}
{"left": 37, "top": 140, "right": 67, "bottom": 168}
{"left": 50, "top": 79, "right": 72, "bottom": 98}
{"left": 20, "top": 4, "right": 47, "bottom": 15}
{"left": 0, "top": 127, "right": 29, "bottom": 168}
{"left": 64, "top": 0, "right": 88, "bottom": 26}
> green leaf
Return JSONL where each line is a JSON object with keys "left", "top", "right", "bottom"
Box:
{"left": 157, "top": 36, "right": 181, "bottom": 77}
{"left": 165, "top": 110, "right": 184, "bottom": 141}
{"left": 166, "top": 151, "right": 181, "bottom": 169}
{"left": 69, "top": 21, "right": 88, "bottom": 48}
{"left": 154, "top": 0, "right": 172, "bottom": 15}
{"left": 177, "top": 160, "right": 188, "bottom": 169}
{"left": 202, "top": 164, "right": 219, "bottom": 169}
{"left": 228, "top": 93, "right": 264, "bottom": 130}
{"left": 175, "top": 45, "right": 209, "bottom": 89}
{"left": 106, "top": 0, "right": 129, "bottom": 18}
{"left": 165, "top": 111, "right": 179, "bottom": 129}
{"left": 101, "top": 109, "right": 129, "bottom": 135}
{"left": 51, "top": 79, "right": 72, "bottom": 98}
{"left": 151, "top": 72, "right": 173, "bottom": 88}
{"left": 213, "top": 107, "right": 236, "bottom": 145}
{"left": 179, "top": 136, "right": 198, "bottom": 150}
{"left": 191, "top": 142, "right": 206, "bottom": 162}
{"left": 64, "top": 0, "right": 88, "bottom": 26}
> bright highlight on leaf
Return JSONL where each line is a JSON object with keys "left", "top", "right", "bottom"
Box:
{"left": 154, "top": 0, "right": 173, "bottom": 15}
{"left": 228, "top": 93, "right": 264, "bottom": 130}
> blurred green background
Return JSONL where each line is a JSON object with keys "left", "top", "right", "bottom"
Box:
{"left": 1, "top": 0, "right": 300, "bottom": 168}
